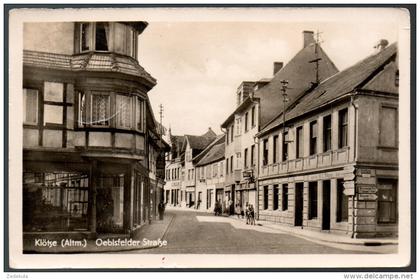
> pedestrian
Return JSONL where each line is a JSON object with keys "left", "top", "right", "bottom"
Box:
{"left": 249, "top": 204, "right": 255, "bottom": 225}
{"left": 235, "top": 203, "right": 241, "bottom": 219}
{"left": 158, "top": 201, "right": 165, "bottom": 220}
{"left": 245, "top": 202, "right": 250, "bottom": 224}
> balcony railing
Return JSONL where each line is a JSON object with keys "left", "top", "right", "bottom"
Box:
{"left": 260, "top": 147, "right": 351, "bottom": 178}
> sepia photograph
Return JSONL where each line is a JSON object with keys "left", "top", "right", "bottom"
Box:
{"left": 5, "top": 5, "right": 413, "bottom": 271}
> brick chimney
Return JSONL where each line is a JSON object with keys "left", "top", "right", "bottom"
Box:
{"left": 273, "top": 62, "right": 284, "bottom": 75}
{"left": 303, "top": 30, "right": 315, "bottom": 48}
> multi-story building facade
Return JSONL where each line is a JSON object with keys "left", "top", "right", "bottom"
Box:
{"left": 194, "top": 135, "right": 226, "bottom": 212}
{"left": 256, "top": 42, "right": 398, "bottom": 238}
{"left": 221, "top": 31, "right": 338, "bottom": 215}
{"left": 22, "top": 21, "right": 169, "bottom": 239}
{"left": 164, "top": 128, "right": 217, "bottom": 208}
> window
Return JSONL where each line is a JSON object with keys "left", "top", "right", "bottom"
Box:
{"left": 338, "top": 109, "right": 348, "bottom": 148}
{"left": 262, "top": 139, "right": 269, "bottom": 166}
{"left": 282, "top": 131, "right": 289, "bottom": 161}
{"left": 296, "top": 126, "right": 304, "bottom": 158}
{"left": 263, "top": 186, "right": 269, "bottom": 210}
{"left": 379, "top": 106, "right": 398, "bottom": 147}
{"left": 236, "top": 118, "right": 241, "bottom": 135}
{"left": 213, "top": 163, "right": 218, "bottom": 177}
{"left": 95, "top": 22, "right": 109, "bottom": 51}
{"left": 310, "top": 121, "right": 317, "bottom": 155}
{"left": 282, "top": 184, "right": 288, "bottom": 211}
{"left": 336, "top": 179, "right": 348, "bottom": 222}
{"left": 236, "top": 153, "right": 241, "bottom": 169}
{"left": 80, "top": 23, "right": 92, "bottom": 52}
{"left": 308, "top": 182, "right": 318, "bottom": 219}
{"left": 323, "top": 115, "right": 332, "bottom": 152}
{"left": 231, "top": 124, "right": 234, "bottom": 142}
{"left": 220, "top": 161, "right": 224, "bottom": 177}
{"left": 78, "top": 92, "right": 87, "bottom": 126}
{"left": 273, "top": 185, "right": 279, "bottom": 210}
{"left": 377, "top": 179, "right": 397, "bottom": 223}
{"left": 116, "top": 95, "right": 132, "bottom": 129}
{"left": 244, "top": 148, "right": 248, "bottom": 168}
{"left": 135, "top": 97, "right": 144, "bottom": 131}
{"left": 23, "top": 88, "right": 38, "bottom": 124}
{"left": 43, "top": 82, "right": 64, "bottom": 125}
{"left": 244, "top": 112, "right": 249, "bottom": 132}
{"left": 251, "top": 106, "right": 256, "bottom": 127}
{"left": 91, "top": 93, "right": 110, "bottom": 126}
{"left": 251, "top": 145, "right": 255, "bottom": 167}
{"left": 226, "top": 158, "right": 229, "bottom": 174}
{"left": 230, "top": 155, "right": 233, "bottom": 173}
{"left": 273, "top": 135, "right": 279, "bottom": 163}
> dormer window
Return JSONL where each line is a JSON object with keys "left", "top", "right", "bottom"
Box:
{"left": 77, "top": 22, "right": 137, "bottom": 58}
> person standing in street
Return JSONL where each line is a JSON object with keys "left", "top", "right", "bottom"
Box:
{"left": 235, "top": 203, "right": 241, "bottom": 219}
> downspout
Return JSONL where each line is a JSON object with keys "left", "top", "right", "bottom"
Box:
{"left": 350, "top": 93, "right": 358, "bottom": 238}
{"left": 250, "top": 93, "right": 260, "bottom": 220}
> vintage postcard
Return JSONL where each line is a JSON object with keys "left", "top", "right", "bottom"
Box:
{"left": 6, "top": 6, "right": 413, "bottom": 270}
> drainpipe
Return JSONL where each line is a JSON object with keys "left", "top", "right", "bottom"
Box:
{"left": 350, "top": 93, "right": 358, "bottom": 238}
{"left": 249, "top": 94, "right": 260, "bottom": 220}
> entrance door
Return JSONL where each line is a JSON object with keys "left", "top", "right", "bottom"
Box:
{"left": 294, "top": 183, "right": 304, "bottom": 226}
{"left": 322, "top": 180, "right": 331, "bottom": 230}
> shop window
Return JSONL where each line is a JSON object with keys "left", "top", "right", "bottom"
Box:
{"left": 23, "top": 88, "right": 38, "bottom": 125}
{"left": 273, "top": 185, "right": 279, "bottom": 210}
{"left": 339, "top": 108, "right": 348, "bottom": 148}
{"left": 296, "top": 126, "right": 304, "bottom": 158}
{"left": 308, "top": 181, "right": 318, "bottom": 219}
{"left": 379, "top": 106, "right": 398, "bottom": 148}
{"left": 336, "top": 179, "right": 348, "bottom": 222}
{"left": 91, "top": 93, "right": 110, "bottom": 126}
{"left": 43, "top": 82, "right": 64, "bottom": 125}
{"left": 116, "top": 94, "right": 132, "bottom": 129}
{"left": 323, "top": 115, "right": 332, "bottom": 152}
{"left": 96, "top": 174, "right": 125, "bottom": 233}
{"left": 377, "top": 179, "right": 397, "bottom": 224}
{"left": 23, "top": 172, "right": 89, "bottom": 232}
{"left": 310, "top": 121, "right": 317, "bottom": 155}
{"left": 273, "top": 135, "right": 279, "bottom": 163}
{"left": 262, "top": 138, "right": 269, "bottom": 166}
{"left": 263, "top": 186, "right": 269, "bottom": 210}
{"left": 282, "top": 184, "right": 288, "bottom": 211}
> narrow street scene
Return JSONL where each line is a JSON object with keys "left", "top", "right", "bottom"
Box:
{"left": 16, "top": 7, "right": 407, "bottom": 269}
{"left": 126, "top": 210, "right": 397, "bottom": 254}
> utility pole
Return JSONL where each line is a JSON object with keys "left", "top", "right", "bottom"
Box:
{"left": 309, "top": 30, "right": 323, "bottom": 85}
{"left": 159, "top": 104, "right": 164, "bottom": 136}
{"left": 280, "top": 80, "right": 289, "bottom": 162}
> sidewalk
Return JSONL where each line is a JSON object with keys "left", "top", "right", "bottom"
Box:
{"left": 226, "top": 215, "right": 398, "bottom": 247}
{"left": 23, "top": 213, "right": 174, "bottom": 253}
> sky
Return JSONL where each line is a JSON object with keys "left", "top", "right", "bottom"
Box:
{"left": 138, "top": 11, "right": 404, "bottom": 136}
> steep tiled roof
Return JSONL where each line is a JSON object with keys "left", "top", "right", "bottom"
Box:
{"left": 255, "top": 42, "right": 339, "bottom": 127}
{"left": 23, "top": 50, "right": 156, "bottom": 86}
{"left": 185, "top": 128, "right": 217, "bottom": 151}
{"left": 196, "top": 136, "right": 226, "bottom": 166}
{"left": 259, "top": 43, "right": 398, "bottom": 136}
{"left": 193, "top": 134, "right": 225, "bottom": 164}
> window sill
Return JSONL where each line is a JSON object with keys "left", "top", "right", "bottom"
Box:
{"left": 377, "top": 146, "right": 398, "bottom": 150}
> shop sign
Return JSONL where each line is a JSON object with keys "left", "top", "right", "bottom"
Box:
{"left": 358, "top": 185, "right": 377, "bottom": 194}
{"left": 358, "top": 193, "right": 377, "bottom": 201}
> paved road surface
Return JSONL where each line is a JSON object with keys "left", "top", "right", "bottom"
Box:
{"left": 129, "top": 210, "right": 375, "bottom": 254}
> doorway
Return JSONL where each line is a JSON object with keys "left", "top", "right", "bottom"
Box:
{"left": 322, "top": 180, "right": 331, "bottom": 230}
{"left": 294, "top": 183, "right": 304, "bottom": 226}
